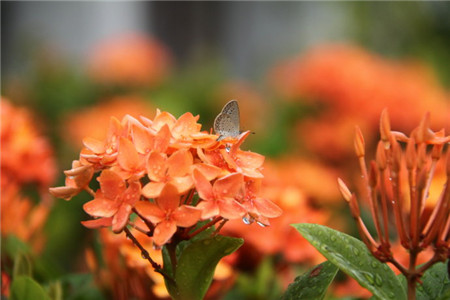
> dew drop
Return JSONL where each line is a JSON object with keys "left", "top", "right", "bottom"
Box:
{"left": 141, "top": 252, "right": 147, "bottom": 259}
{"left": 374, "top": 274, "right": 383, "bottom": 286}
{"left": 152, "top": 243, "right": 162, "bottom": 250}
{"left": 330, "top": 236, "right": 337, "bottom": 242}
{"left": 352, "top": 247, "right": 360, "bottom": 256}
{"left": 371, "top": 261, "right": 378, "bottom": 268}
{"left": 242, "top": 216, "right": 253, "bottom": 225}
{"left": 256, "top": 221, "right": 267, "bottom": 227}
{"left": 363, "top": 273, "right": 374, "bottom": 284}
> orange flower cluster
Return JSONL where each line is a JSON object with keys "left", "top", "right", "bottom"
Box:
{"left": 50, "top": 109, "right": 282, "bottom": 247}
{"left": 1, "top": 98, "right": 56, "bottom": 189}
{"left": 269, "top": 44, "right": 450, "bottom": 161}
{"left": 0, "top": 98, "right": 55, "bottom": 248}
{"left": 87, "top": 33, "right": 172, "bottom": 87}
{"left": 1, "top": 98, "right": 56, "bottom": 297}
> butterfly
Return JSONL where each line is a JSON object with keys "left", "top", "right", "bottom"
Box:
{"left": 214, "top": 100, "right": 241, "bottom": 141}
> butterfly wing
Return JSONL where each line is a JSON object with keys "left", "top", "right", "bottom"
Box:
{"left": 214, "top": 100, "right": 241, "bottom": 140}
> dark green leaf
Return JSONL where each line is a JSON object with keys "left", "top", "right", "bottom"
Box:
{"left": 282, "top": 261, "right": 338, "bottom": 300}
{"left": 13, "top": 253, "right": 33, "bottom": 278}
{"left": 174, "top": 235, "right": 243, "bottom": 300}
{"left": 417, "top": 261, "right": 450, "bottom": 300}
{"left": 292, "top": 223, "right": 406, "bottom": 300}
{"left": 10, "top": 275, "right": 50, "bottom": 300}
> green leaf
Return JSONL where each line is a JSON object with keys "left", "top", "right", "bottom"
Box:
{"left": 417, "top": 261, "right": 450, "bottom": 300}
{"left": 173, "top": 235, "right": 243, "bottom": 300}
{"left": 292, "top": 223, "right": 406, "bottom": 300}
{"left": 13, "top": 253, "right": 33, "bottom": 278}
{"left": 10, "top": 275, "right": 50, "bottom": 300}
{"left": 281, "top": 261, "right": 339, "bottom": 300}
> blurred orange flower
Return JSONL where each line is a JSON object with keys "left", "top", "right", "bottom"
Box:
{"left": 1, "top": 179, "right": 49, "bottom": 253}
{"left": 269, "top": 44, "right": 450, "bottom": 162}
{"left": 88, "top": 33, "right": 172, "bottom": 86}
{"left": 1, "top": 98, "right": 56, "bottom": 189}
{"left": 64, "top": 95, "right": 154, "bottom": 147}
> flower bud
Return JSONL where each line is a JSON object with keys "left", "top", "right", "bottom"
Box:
{"left": 338, "top": 178, "right": 352, "bottom": 203}
{"left": 380, "top": 109, "right": 391, "bottom": 149}
{"left": 354, "top": 126, "right": 365, "bottom": 158}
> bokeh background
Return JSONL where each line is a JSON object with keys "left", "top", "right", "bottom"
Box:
{"left": 1, "top": 2, "right": 449, "bottom": 299}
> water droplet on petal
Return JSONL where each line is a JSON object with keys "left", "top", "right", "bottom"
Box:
{"left": 242, "top": 216, "right": 252, "bottom": 225}
{"left": 152, "top": 243, "right": 162, "bottom": 250}
{"left": 256, "top": 221, "right": 267, "bottom": 227}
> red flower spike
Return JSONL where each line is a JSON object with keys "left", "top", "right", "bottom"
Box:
{"left": 135, "top": 183, "right": 201, "bottom": 245}
{"left": 193, "top": 169, "right": 245, "bottom": 220}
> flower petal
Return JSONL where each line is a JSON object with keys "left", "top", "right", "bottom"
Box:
{"left": 167, "top": 149, "right": 193, "bottom": 177}
{"left": 170, "top": 176, "right": 193, "bottom": 195}
{"left": 254, "top": 197, "right": 283, "bottom": 218}
{"left": 152, "top": 111, "right": 177, "bottom": 131}
{"left": 153, "top": 124, "right": 171, "bottom": 153}
{"left": 172, "top": 112, "right": 201, "bottom": 137}
{"left": 83, "top": 198, "right": 119, "bottom": 217}
{"left": 236, "top": 151, "right": 265, "bottom": 169}
{"left": 153, "top": 220, "right": 177, "bottom": 246}
{"left": 146, "top": 152, "right": 167, "bottom": 182}
{"left": 197, "top": 200, "right": 220, "bottom": 219}
{"left": 157, "top": 183, "right": 180, "bottom": 211}
{"left": 82, "top": 137, "right": 106, "bottom": 153}
{"left": 192, "top": 169, "right": 214, "bottom": 201}
{"left": 118, "top": 137, "right": 141, "bottom": 171}
{"left": 213, "top": 172, "right": 243, "bottom": 199}
{"left": 132, "top": 123, "right": 154, "bottom": 154}
{"left": 112, "top": 203, "right": 133, "bottom": 233}
{"left": 123, "top": 181, "right": 141, "bottom": 206}
{"left": 218, "top": 199, "right": 246, "bottom": 219}
{"left": 98, "top": 169, "right": 126, "bottom": 200}
{"left": 142, "top": 181, "right": 165, "bottom": 199}
{"left": 192, "top": 163, "right": 221, "bottom": 181}
{"left": 81, "top": 217, "right": 113, "bottom": 229}
{"left": 135, "top": 201, "right": 165, "bottom": 223}
{"left": 172, "top": 205, "right": 201, "bottom": 227}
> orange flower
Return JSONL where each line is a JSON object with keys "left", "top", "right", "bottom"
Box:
{"left": 135, "top": 183, "right": 201, "bottom": 245}
{"left": 221, "top": 131, "right": 265, "bottom": 178}
{"left": 239, "top": 179, "right": 282, "bottom": 225}
{"left": 49, "top": 160, "right": 94, "bottom": 200}
{"left": 64, "top": 95, "right": 155, "bottom": 148}
{"left": 0, "top": 98, "right": 56, "bottom": 188}
{"left": 83, "top": 169, "right": 141, "bottom": 233}
{"left": 142, "top": 149, "right": 194, "bottom": 198}
{"left": 193, "top": 169, "right": 246, "bottom": 220}
{"left": 87, "top": 33, "right": 172, "bottom": 86}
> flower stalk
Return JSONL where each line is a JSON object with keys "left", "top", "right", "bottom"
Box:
{"left": 340, "top": 110, "right": 450, "bottom": 299}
